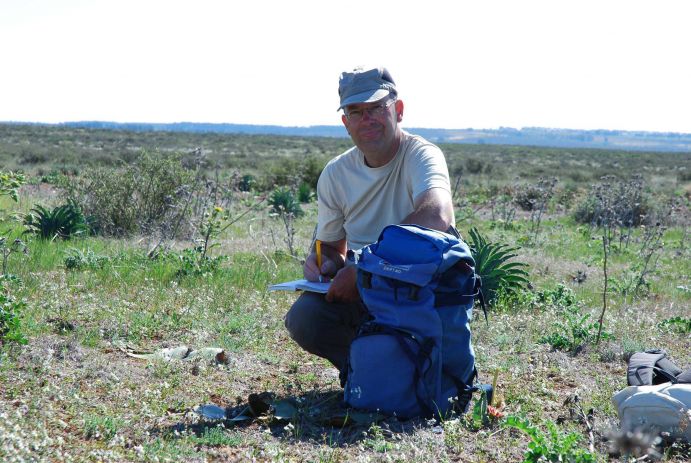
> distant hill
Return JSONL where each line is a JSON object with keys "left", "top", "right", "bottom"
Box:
{"left": 10, "top": 121, "right": 691, "bottom": 152}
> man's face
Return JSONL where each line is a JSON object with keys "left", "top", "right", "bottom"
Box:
{"left": 341, "top": 97, "right": 403, "bottom": 157}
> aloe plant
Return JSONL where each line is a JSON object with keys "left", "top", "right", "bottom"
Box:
{"left": 467, "top": 227, "right": 529, "bottom": 306}
{"left": 23, "top": 201, "right": 88, "bottom": 240}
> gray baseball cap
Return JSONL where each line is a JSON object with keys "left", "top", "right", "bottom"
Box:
{"left": 337, "top": 67, "right": 397, "bottom": 110}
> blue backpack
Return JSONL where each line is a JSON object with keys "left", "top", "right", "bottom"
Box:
{"left": 343, "top": 224, "right": 487, "bottom": 419}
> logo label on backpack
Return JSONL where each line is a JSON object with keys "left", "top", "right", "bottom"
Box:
{"left": 379, "top": 260, "right": 411, "bottom": 274}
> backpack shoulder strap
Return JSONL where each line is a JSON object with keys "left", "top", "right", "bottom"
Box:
{"left": 627, "top": 350, "right": 682, "bottom": 386}
{"left": 627, "top": 350, "right": 667, "bottom": 386}
{"left": 676, "top": 369, "right": 691, "bottom": 384}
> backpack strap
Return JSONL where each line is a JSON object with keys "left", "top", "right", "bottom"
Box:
{"left": 358, "top": 323, "right": 436, "bottom": 417}
{"left": 677, "top": 369, "right": 691, "bottom": 384}
{"left": 443, "top": 366, "right": 480, "bottom": 413}
{"left": 627, "top": 350, "right": 683, "bottom": 386}
{"left": 475, "top": 276, "right": 488, "bottom": 324}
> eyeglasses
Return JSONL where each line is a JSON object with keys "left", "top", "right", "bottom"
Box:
{"left": 344, "top": 99, "right": 396, "bottom": 122}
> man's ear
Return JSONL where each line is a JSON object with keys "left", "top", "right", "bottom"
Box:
{"left": 395, "top": 99, "right": 404, "bottom": 122}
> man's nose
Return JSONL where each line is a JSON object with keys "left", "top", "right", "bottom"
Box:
{"left": 360, "top": 109, "right": 375, "bottom": 121}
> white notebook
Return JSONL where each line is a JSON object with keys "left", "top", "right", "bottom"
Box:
{"left": 268, "top": 279, "right": 330, "bottom": 294}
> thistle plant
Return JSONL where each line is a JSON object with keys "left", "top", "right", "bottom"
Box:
{"left": 0, "top": 171, "right": 26, "bottom": 202}
{"left": 504, "top": 416, "right": 596, "bottom": 463}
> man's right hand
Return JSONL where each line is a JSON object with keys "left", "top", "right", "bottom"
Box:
{"left": 303, "top": 250, "right": 339, "bottom": 282}
{"left": 303, "top": 238, "right": 346, "bottom": 282}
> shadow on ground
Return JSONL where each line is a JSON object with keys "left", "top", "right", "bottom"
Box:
{"left": 151, "top": 389, "right": 433, "bottom": 446}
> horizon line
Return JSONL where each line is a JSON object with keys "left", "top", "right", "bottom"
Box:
{"left": 2, "top": 119, "right": 690, "bottom": 137}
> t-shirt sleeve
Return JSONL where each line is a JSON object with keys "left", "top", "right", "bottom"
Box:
{"left": 316, "top": 165, "right": 346, "bottom": 243}
{"left": 409, "top": 143, "right": 451, "bottom": 200}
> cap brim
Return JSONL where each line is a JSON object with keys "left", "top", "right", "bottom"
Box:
{"left": 337, "top": 89, "right": 391, "bottom": 111}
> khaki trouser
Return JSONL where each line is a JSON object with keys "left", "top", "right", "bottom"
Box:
{"left": 284, "top": 292, "right": 367, "bottom": 372}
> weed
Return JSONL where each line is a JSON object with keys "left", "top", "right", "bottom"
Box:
{"left": 634, "top": 221, "right": 665, "bottom": 295}
{"left": 658, "top": 316, "right": 691, "bottom": 334}
{"left": 63, "top": 247, "right": 110, "bottom": 270}
{"left": 573, "top": 174, "right": 649, "bottom": 233}
{"left": 489, "top": 191, "right": 517, "bottom": 228}
{"left": 468, "top": 388, "right": 491, "bottom": 430}
{"left": 67, "top": 150, "right": 194, "bottom": 236}
{"left": 504, "top": 415, "right": 596, "bottom": 462}
{"left": 239, "top": 174, "right": 256, "bottom": 192}
{"left": 186, "top": 426, "right": 241, "bottom": 447}
{"left": 536, "top": 284, "right": 578, "bottom": 308}
{"left": 0, "top": 281, "right": 27, "bottom": 345}
{"left": 0, "top": 237, "right": 27, "bottom": 276}
{"left": 528, "top": 177, "right": 558, "bottom": 242}
{"left": 363, "top": 424, "right": 393, "bottom": 453}
{"left": 0, "top": 170, "right": 26, "bottom": 202}
{"left": 83, "top": 414, "right": 123, "bottom": 441}
{"left": 539, "top": 305, "right": 613, "bottom": 353}
{"left": 172, "top": 246, "right": 227, "bottom": 278}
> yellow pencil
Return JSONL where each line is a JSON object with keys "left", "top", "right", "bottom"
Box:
{"left": 316, "top": 239, "right": 322, "bottom": 271}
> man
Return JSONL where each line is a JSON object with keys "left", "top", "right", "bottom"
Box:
{"left": 285, "top": 66, "right": 455, "bottom": 373}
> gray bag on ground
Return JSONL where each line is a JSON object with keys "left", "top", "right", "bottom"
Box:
{"left": 614, "top": 349, "right": 691, "bottom": 443}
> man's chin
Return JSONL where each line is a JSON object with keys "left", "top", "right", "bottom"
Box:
{"left": 357, "top": 133, "right": 383, "bottom": 146}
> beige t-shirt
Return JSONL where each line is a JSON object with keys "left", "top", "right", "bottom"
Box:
{"left": 316, "top": 131, "right": 451, "bottom": 250}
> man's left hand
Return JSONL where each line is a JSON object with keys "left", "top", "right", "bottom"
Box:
{"left": 325, "top": 265, "right": 359, "bottom": 303}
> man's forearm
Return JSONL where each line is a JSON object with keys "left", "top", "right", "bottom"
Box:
{"left": 403, "top": 187, "right": 455, "bottom": 232}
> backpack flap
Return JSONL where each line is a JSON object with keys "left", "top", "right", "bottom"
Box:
{"left": 357, "top": 245, "right": 438, "bottom": 287}
{"left": 370, "top": 224, "right": 453, "bottom": 265}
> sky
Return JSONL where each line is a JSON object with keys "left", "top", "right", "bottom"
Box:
{"left": 1, "top": 0, "right": 690, "bottom": 134}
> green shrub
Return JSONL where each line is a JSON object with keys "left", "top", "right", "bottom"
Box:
{"left": 465, "top": 158, "right": 489, "bottom": 175}
{"left": 573, "top": 175, "right": 650, "bottom": 227}
{"left": 23, "top": 201, "right": 88, "bottom": 240}
{"left": 513, "top": 183, "right": 544, "bottom": 211}
{"left": 467, "top": 228, "right": 529, "bottom": 306}
{"left": 262, "top": 156, "right": 325, "bottom": 191}
{"left": 67, "top": 151, "right": 194, "bottom": 237}
{"left": 269, "top": 187, "right": 303, "bottom": 217}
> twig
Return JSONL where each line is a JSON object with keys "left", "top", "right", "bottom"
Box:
{"left": 597, "top": 234, "right": 608, "bottom": 344}
{"left": 574, "top": 400, "right": 595, "bottom": 454}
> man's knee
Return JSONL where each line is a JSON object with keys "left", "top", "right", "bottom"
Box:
{"left": 284, "top": 293, "right": 326, "bottom": 350}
